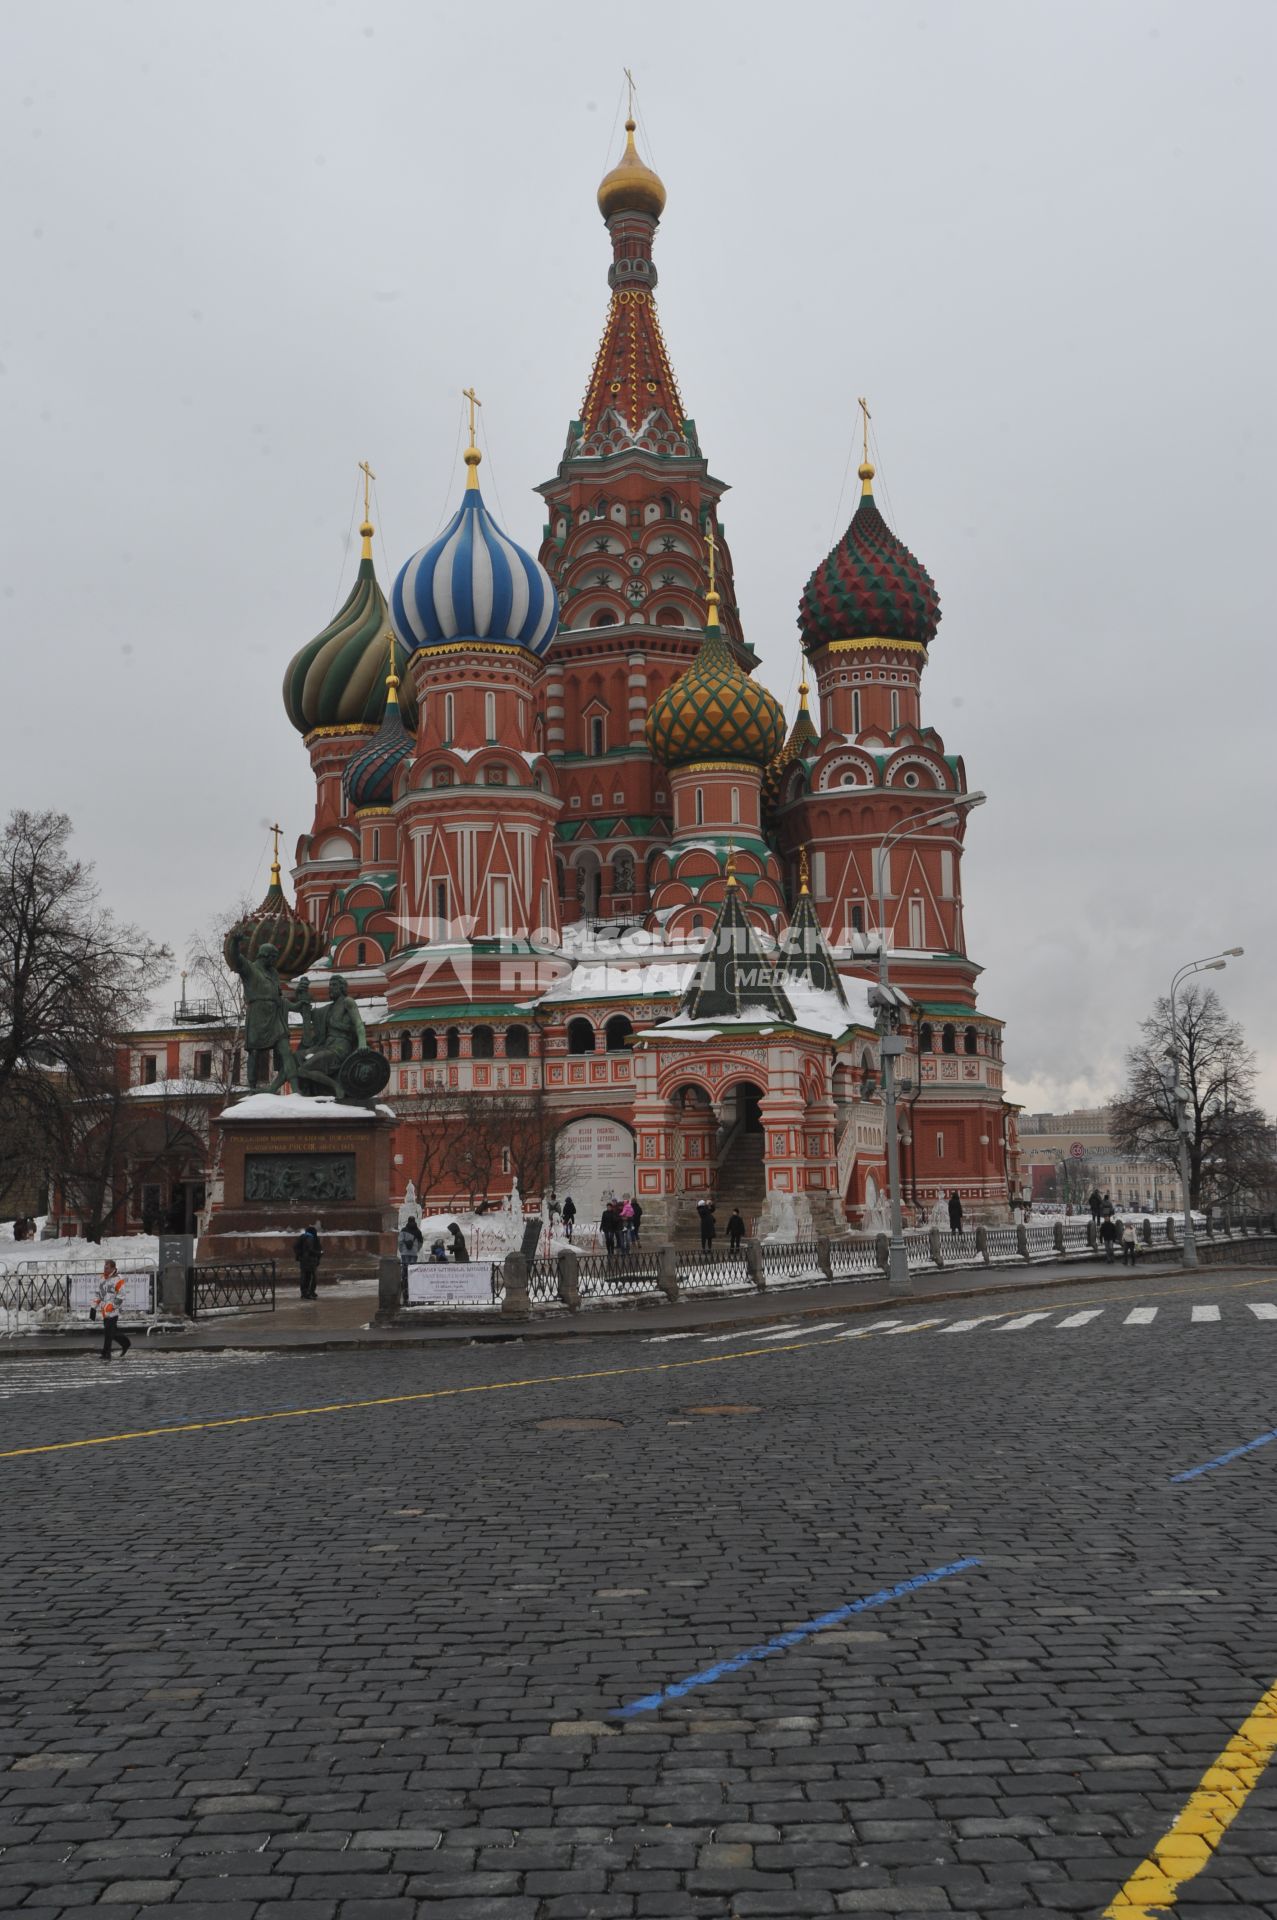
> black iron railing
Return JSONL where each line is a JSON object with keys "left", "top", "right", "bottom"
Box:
{"left": 187, "top": 1262, "right": 276, "bottom": 1317}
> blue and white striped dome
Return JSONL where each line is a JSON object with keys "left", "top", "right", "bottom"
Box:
{"left": 391, "top": 464, "right": 558, "bottom": 657}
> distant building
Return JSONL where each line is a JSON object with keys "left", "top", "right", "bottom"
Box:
{"left": 1019, "top": 1107, "right": 1180, "bottom": 1212}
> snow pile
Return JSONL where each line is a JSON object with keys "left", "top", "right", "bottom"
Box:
{"left": 0, "top": 1232, "right": 163, "bottom": 1273}
{"left": 219, "top": 1093, "right": 395, "bottom": 1124}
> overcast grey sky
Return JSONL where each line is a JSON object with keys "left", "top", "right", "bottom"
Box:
{"left": 2, "top": 0, "right": 1273, "bottom": 1112}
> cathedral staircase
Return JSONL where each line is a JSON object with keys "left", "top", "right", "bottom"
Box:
{"left": 672, "top": 1126, "right": 767, "bottom": 1244}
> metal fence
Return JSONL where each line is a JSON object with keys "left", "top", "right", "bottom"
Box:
{"left": 828, "top": 1236, "right": 883, "bottom": 1279}
{"left": 186, "top": 1262, "right": 276, "bottom": 1317}
{"left": 982, "top": 1225, "right": 1022, "bottom": 1263}
{"left": 678, "top": 1248, "right": 751, "bottom": 1291}
{"left": 758, "top": 1239, "right": 826, "bottom": 1284}
{"left": 576, "top": 1250, "right": 664, "bottom": 1299}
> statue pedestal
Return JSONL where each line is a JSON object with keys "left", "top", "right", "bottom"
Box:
{"left": 199, "top": 1094, "right": 397, "bottom": 1280}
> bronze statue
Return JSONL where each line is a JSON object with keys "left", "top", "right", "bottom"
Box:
{"left": 296, "top": 976, "right": 366, "bottom": 1097}
{"left": 228, "top": 934, "right": 298, "bottom": 1092}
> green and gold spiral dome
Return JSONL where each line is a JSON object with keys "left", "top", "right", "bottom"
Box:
{"left": 283, "top": 519, "right": 417, "bottom": 735}
{"left": 646, "top": 585, "right": 784, "bottom": 770}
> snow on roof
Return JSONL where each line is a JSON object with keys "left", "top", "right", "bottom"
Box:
{"left": 125, "top": 1076, "right": 224, "bottom": 1100}
{"left": 219, "top": 1093, "right": 394, "bottom": 1124}
{"left": 536, "top": 958, "right": 698, "bottom": 1004}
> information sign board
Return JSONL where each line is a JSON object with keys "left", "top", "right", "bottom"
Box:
{"left": 406, "top": 1262, "right": 497, "bottom": 1309}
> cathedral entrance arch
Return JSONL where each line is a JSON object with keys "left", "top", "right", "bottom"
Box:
{"left": 552, "top": 1116, "right": 635, "bottom": 1228}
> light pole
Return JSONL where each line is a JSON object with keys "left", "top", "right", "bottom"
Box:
{"left": 871, "top": 792, "right": 986, "bottom": 1291}
{"left": 1167, "top": 947, "right": 1243, "bottom": 1268}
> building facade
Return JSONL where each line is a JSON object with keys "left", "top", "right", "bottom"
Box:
{"left": 90, "top": 117, "right": 1019, "bottom": 1242}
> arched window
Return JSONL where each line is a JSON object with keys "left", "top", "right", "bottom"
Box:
{"left": 964, "top": 1026, "right": 978, "bottom": 1056}
{"left": 567, "top": 1017, "right": 596, "bottom": 1055}
{"left": 694, "top": 787, "right": 704, "bottom": 825}
{"left": 471, "top": 1024, "right": 495, "bottom": 1060}
{"left": 398, "top": 1033, "right": 413, "bottom": 1062}
{"left": 445, "top": 1026, "right": 460, "bottom": 1060}
{"left": 656, "top": 606, "right": 682, "bottom": 626}
{"left": 851, "top": 904, "right": 864, "bottom": 932}
{"left": 589, "top": 716, "right": 605, "bottom": 756}
{"left": 484, "top": 692, "right": 496, "bottom": 740}
{"left": 730, "top": 787, "right": 740, "bottom": 823}
{"left": 356, "top": 941, "right": 367, "bottom": 966}
{"left": 942, "top": 1023, "right": 956, "bottom": 1055}
{"left": 421, "top": 1029, "right": 438, "bottom": 1061}
{"left": 443, "top": 692, "right": 454, "bottom": 741}
{"left": 593, "top": 496, "right": 609, "bottom": 519}
{"left": 604, "top": 1014, "right": 633, "bottom": 1053}
{"left": 591, "top": 609, "right": 617, "bottom": 627}
{"left": 918, "top": 1022, "right": 933, "bottom": 1053}
{"left": 505, "top": 1024, "right": 530, "bottom": 1059}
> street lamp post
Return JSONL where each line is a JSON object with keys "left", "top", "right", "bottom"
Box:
{"left": 1167, "top": 947, "right": 1243, "bottom": 1269}
{"left": 872, "top": 793, "right": 986, "bottom": 1291}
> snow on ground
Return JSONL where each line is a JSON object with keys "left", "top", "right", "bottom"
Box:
{"left": 0, "top": 1231, "right": 161, "bottom": 1272}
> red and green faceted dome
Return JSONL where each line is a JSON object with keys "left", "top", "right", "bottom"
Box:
{"left": 799, "top": 473, "right": 941, "bottom": 652}
{"left": 646, "top": 617, "right": 785, "bottom": 769}
{"left": 764, "top": 691, "right": 819, "bottom": 806}
{"left": 223, "top": 870, "right": 326, "bottom": 980}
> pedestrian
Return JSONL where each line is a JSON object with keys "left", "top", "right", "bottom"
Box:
{"left": 947, "top": 1190, "right": 963, "bottom": 1233}
{"left": 727, "top": 1208, "right": 745, "bottom": 1253}
{"left": 619, "top": 1196, "right": 635, "bottom": 1249}
{"left": 1088, "top": 1187, "right": 1103, "bottom": 1226}
{"left": 561, "top": 1196, "right": 576, "bottom": 1241}
{"left": 447, "top": 1221, "right": 469, "bottom": 1263}
{"left": 600, "top": 1202, "right": 619, "bottom": 1256}
{"left": 547, "top": 1191, "right": 561, "bottom": 1228}
{"left": 397, "top": 1216, "right": 423, "bottom": 1290}
{"left": 429, "top": 1235, "right": 448, "bottom": 1261}
{"left": 1121, "top": 1221, "right": 1137, "bottom": 1267}
{"left": 698, "top": 1198, "right": 716, "bottom": 1252}
{"left": 1102, "top": 1192, "right": 1114, "bottom": 1219}
{"left": 90, "top": 1259, "right": 131, "bottom": 1361}
{"left": 292, "top": 1225, "right": 322, "bottom": 1298}
{"left": 1099, "top": 1214, "right": 1119, "bottom": 1263}
{"left": 630, "top": 1197, "right": 642, "bottom": 1246}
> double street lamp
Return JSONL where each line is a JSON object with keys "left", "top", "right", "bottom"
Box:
{"left": 871, "top": 792, "right": 986, "bottom": 1292}
{"left": 1167, "top": 947, "right": 1243, "bottom": 1268}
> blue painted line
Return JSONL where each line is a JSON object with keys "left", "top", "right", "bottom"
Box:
{"left": 1171, "top": 1428, "right": 1277, "bottom": 1482}
{"left": 609, "top": 1556, "right": 981, "bottom": 1720}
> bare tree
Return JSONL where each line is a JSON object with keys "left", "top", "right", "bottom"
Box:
{"left": 0, "top": 810, "right": 170, "bottom": 1231}
{"left": 1111, "top": 986, "right": 1276, "bottom": 1213}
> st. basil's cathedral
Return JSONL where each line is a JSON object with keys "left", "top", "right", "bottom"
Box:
{"left": 254, "top": 115, "right": 1017, "bottom": 1234}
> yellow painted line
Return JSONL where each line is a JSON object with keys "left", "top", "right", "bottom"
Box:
{"left": 1104, "top": 1676, "right": 1277, "bottom": 1917}
{"left": 2, "top": 1263, "right": 1274, "bottom": 1465}
{"left": 0, "top": 1335, "right": 850, "bottom": 1461}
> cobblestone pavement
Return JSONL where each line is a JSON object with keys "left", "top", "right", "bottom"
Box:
{"left": 4, "top": 1266, "right": 1277, "bottom": 1918}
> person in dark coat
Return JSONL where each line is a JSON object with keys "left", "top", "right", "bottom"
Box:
{"left": 561, "top": 1196, "right": 576, "bottom": 1241}
{"left": 447, "top": 1222, "right": 469, "bottom": 1262}
{"left": 629, "top": 1198, "right": 642, "bottom": 1245}
{"left": 1099, "top": 1214, "right": 1119, "bottom": 1262}
{"left": 292, "top": 1226, "right": 322, "bottom": 1299}
{"left": 1088, "top": 1188, "right": 1103, "bottom": 1225}
{"left": 600, "top": 1203, "right": 619, "bottom": 1256}
{"left": 698, "top": 1199, "right": 716, "bottom": 1251}
{"left": 727, "top": 1208, "right": 746, "bottom": 1253}
{"left": 947, "top": 1191, "right": 963, "bottom": 1233}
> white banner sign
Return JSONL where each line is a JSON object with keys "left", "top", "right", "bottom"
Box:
{"left": 406, "top": 1261, "right": 497, "bottom": 1309}
{"left": 68, "top": 1273, "right": 155, "bottom": 1316}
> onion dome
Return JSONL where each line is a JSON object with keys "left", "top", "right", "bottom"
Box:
{"left": 390, "top": 428, "right": 557, "bottom": 657}
{"left": 343, "top": 639, "right": 414, "bottom": 813}
{"left": 798, "top": 461, "right": 941, "bottom": 653}
{"left": 646, "top": 579, "right": 784, "bottom": 770}
{"left": 597, "top": 117, "right": 667, "bottom": 222}
{"left": 764, "top": 675, "right": 820, "bottom": 806}
{"left": 284, "top": 518, "right": 416, "bottom": 734}
{"left": 222, "top": 834, "right": 326, "bottom": 980}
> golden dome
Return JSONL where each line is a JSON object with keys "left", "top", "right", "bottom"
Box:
{"left": 597, "top": 118, "right": 667, "bottom": 221}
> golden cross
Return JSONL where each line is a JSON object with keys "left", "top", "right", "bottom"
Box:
{"left": 857, "top": 395, "right": 871, "bottom": 464}
{"left": 269, "top": 821, "right": 282, "bottom": 880}
{"left": 462, "top": 386, "right": 482, "bottom": 446}
{"left": 624, "top": 67, "right": 635, "bottom": 119}
{"left": 358, "top": 459, "right": 375, "bottom": 520}
{"left": 799, "top": 845, "right": 811, "bottom": 894}
{"left": 704, "top": 520, "right": 717, "bottom": 594}
{"left": 386, "top": 630, "right": 398, "bottom": 685}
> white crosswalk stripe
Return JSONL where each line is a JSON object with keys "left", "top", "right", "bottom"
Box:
{"left": 0, "top": 1352, "right": 276, "bottom": 1399}
{"left": 647, "top": 1299, "right": 1277, "bottom": 1348}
